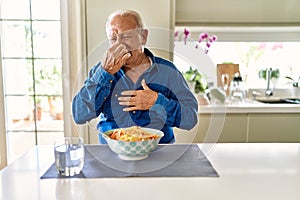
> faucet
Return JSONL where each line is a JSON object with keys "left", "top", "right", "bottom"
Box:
{"left": 265, "top": 68, "right": 273, "bottom": 96}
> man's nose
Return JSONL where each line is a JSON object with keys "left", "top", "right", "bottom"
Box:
{"left": 116, "top": 36, "right": 130, "bottom": 50}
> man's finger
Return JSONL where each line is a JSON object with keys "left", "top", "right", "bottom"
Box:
{"left": 119, "top": 101, "right": 135, "bottom": 106}
{"left": 114, "top": 43, "right": 127, "bottom": 54}
{"left": 121, "top": 90, "right": 136, "bottom": 96}
{"left": 123, "top": 107, "right": 137, "bottom": 112}
{"left": 118, "top": 96, "right": 135, "bottom": 102}
{"left": 119, "top": 52, "right": 131, "bottom": 65}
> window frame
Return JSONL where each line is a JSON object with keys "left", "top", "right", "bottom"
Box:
{"left": 0, "top": 0, "right": 64, "bottom": 164}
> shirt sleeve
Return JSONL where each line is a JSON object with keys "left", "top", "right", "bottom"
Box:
{"left": 72, "top": 63, "right": 114, "bottom": 124}
{"left": 150, "top": 70, "right": 198, "bottom": 130}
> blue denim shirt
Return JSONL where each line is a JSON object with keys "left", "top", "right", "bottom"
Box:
{"left": 72, "top": 48, "right": 198, "bottom": 143}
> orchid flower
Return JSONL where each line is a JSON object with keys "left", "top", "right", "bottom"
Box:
{"left": 198, "top": 33, "right": 217, "bottom": 54}
{"left": 271, "top": 43, "right": 283, "bottom": 51}
{"left": 174, "top": 30, "right": 179, "bottom": 38}
{"left": 183, "top": 28, "right": 190, "bottom": 44}
{"left": 198, "top": 32, "right": 208, "bottom": 42}
{"left": 175, "top": 28, "right": 217, "bottom": 54}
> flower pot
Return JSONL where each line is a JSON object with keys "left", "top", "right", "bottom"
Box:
{"left": 56, "top": 112, "right": 63, "bottom": 120}
{"left": 195, "top": 93, "right": 210, "bottom": 105}
{"left": 33, "top": 106, "right": 42, "bottom": 121}
{"left": 292, "top": 87, "right": 300, "bottom": 98}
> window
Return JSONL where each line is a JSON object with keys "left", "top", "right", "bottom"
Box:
{"left": 207, "top": 42, "right": 300, "bottom": 89}
{"left": 0, "top": 0, "right": 64, "bottom": 163}
{"left": 174, "top": 27, "right": 300, "bottom": 90}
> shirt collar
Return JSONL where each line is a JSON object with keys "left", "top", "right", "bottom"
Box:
{"left": 144, "top": 48, "right": 159, "bottom": 73}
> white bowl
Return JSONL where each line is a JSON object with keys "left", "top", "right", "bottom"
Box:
{"left": 102, "top": 127, "right": 164, "bottom": 161}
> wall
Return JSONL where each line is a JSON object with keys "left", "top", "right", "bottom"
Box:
{"left": 61, "top": 0, "right": 89, "bottom": 142}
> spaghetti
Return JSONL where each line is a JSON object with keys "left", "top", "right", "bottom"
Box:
{"left": 109, "top": 126, "right": 160, "bottom": 142}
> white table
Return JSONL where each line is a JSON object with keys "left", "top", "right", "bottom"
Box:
{"left": 1, "top": 143, "right": 300, "bottom": 200}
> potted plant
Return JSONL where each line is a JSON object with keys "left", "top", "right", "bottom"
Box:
{"left": 258, "top": 68, "right": 280, "bottom": 80}
{"left": 183, "top": 67, "right": 209, "bottom": 105}
{"left": 183, "top": 67, "right": 207, "bottom": 93}
{"left": 33, "top": 98, "right": 42, "bottom": 121}
{"left": 258, "top": 68, "right": 280, "bottom": 89}
{"left": 34, "top": 64, "right": 63, "bottom": 120}
{"left": 285, "top": 75, "right": 300, "bottom": 98}
{"left": 285, "top": 76, "right": 300, "bottom": 87}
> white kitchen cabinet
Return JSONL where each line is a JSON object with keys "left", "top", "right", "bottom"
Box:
{"left": 248, "top": 113, "right": 300, "bottom": 142}
{"left": 176, "top": 0, "right": 300, "bottom": 26}
{"left": 175, "top": 112, "right": 300, "bottom": 143}
{"left": 198, "top": 114, "right": 248, "bottom": 143}
{"left": 175, "top": 113, "right": 248, "bottom": 143}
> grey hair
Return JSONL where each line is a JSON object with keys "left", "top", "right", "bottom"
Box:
{"left": 105, "top": 9, "right": 146, "bottom": 33}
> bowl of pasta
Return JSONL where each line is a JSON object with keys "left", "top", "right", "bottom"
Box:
{"left": 102, "top": 126, "right": 164, "bottom": 161}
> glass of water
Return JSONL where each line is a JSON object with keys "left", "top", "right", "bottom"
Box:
{"left": 54, "top": 137, "right": 84, "bottom": 176}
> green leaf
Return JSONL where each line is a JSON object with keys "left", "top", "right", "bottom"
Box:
{"left": 183, "top": 67, "right": 207, "bottom": 93}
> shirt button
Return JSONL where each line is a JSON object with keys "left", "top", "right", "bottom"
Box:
{"left": 115, "top": 94, "right": 118, "bottom": 97}
{"left": 132, "top": 111, "right": 136, "bottom": 114}
{"left": 109, "top": 80, "right": 113, "bottom": 83}
{"left": 104, "top": 97, "right": 106, "bottom": 100}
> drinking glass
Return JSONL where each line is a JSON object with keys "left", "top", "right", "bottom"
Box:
{"left": 54, "top": 137, "right": 84, "bottom": 176}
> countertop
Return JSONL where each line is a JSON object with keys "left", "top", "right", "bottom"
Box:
{"left": 199, "top": 99, "right": 300, "bottom": 114}
{"left": 1, "top": 143, "right": 300, "bottom": 200}
{"left": 199, "top": 88, "right": 300, "bottom": 114}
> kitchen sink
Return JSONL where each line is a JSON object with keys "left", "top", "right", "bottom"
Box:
{"left": 255, "top": 97, "right": 300, "bottom": 104}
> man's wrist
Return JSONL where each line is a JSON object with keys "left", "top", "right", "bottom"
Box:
{"left": 91, "top": 65, "right": 115, "bottom": 86}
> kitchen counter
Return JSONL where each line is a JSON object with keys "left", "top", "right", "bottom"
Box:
{"left": 199, "top": 88, "right": 300, "bottom": 114}
{"left": 199, "top": 99, "right": 300, "bottom": 113}
{"left": 1, "top": 143, "right": 300, "bottom": 200}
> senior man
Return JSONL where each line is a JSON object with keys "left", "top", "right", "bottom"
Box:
{"left": 72, "top": 9, "right": 198, "bottom": 143}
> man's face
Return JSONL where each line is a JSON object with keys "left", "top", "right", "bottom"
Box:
{"left": 107, "top": 15, "right": 147, "bottom": 65}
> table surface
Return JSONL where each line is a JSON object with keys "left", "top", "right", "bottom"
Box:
{"left": 1, "top": 143, "right": 300, "bottom": 200}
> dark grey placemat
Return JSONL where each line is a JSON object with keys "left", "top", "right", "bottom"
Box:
{"left": 41, "top": 144, "right": 218, "bottom": 179}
